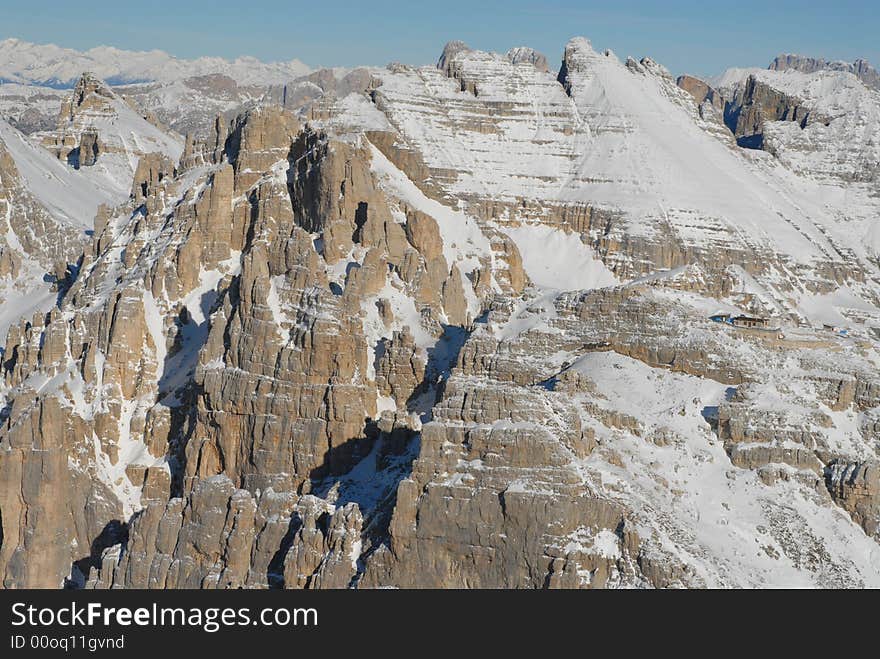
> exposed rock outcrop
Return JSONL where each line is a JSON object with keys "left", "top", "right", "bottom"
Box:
{"left": 825, "top": 461, "right": 880, "bottom": 538}
{"left": 723, "top": 74, "right": 819, "bottom": 148}
{"left": 506, "top": 47, "right": 550, "bottom": 72}
{"left": 770, "top": 54, "right": 880, "bottom": 91}
{"left": 38, "top": 72, "right": 182, "bottom": 195}
{"left": 676, "top": 74, "right": 728, "bottom": 129}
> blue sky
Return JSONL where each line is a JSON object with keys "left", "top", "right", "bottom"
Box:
{"left": 2, "top": 1, "right": 878, "bottom": 77}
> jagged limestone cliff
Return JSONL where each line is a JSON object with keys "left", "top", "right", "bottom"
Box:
{"left": 2, "top": 37, "right": 880, "bottom": 589}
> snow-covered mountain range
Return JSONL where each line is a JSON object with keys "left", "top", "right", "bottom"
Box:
{"left": 1, "top": 35, "right": 880, "bottom": 589}
{"left": 0, "top": 38, "right": 311, "bottom": 87}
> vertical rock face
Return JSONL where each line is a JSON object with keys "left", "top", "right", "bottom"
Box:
{"left": 77, "top": 127, "right": 100, "bottom": 167}
{"left": 88, "top": 476, "right": 309, "bottom": 589}
{"left": 722, "top": 74, "right": 817, "bottom": 148}
{"left": 185, "top": 191, "right": 376, "bottom": 493}
{"left": 360, "top": 369, "right": 641, "bottom": 588}
{"left": 131, "top": 153, "right": 175, "bottom": 203}
{"left": 677, "top": 74, "right": 724, "bottom": 110}
{"left": 676, "top": 74, "right": 729, "bottom": 130}
{"left": 713, "top": 65, "right": 880, "bottom": 184}
{"left": 825, "top": 462, "right": 880, "bottom": 538}
{"left": 287, "top": 129, "right": 384, "bottom": 264}
{"left": 225, "top": 106, "right": 301, "bottom": 193}
{"left": 0, "top": 97, "right": 491, "bottom": 588}
{"left": 0, "top": 106, "right": 250, "bottom": 587}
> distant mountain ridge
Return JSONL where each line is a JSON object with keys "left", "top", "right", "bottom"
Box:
{"left": 769, "top": 53, "right": 880, "bottom": 90}
{"left": 0, "top": 38, "right": 311, "bottom": 88}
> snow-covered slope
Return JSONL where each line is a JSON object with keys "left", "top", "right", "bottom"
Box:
{"left": 0, "top": 121, "right": 91, "bottom": 345}
{"left": 554, "top": 41, "right": 847, "bottom": 264}
{"left": 502, "top": 224, "right": 618, "bottom": 291}
{"left": 0, "top": 75, "right": 182, "bottom": 349}
{"left": 370, "top": 49, "right": 582, "bottom": 203}
{"left": 0, "top": 118, "right": 117, "bottom": 225}
{"left": 708, "top": 66, "right": 764, "bottom": 90}
{"left": 0, "top": 38, "right": 310, "bottom": 87}
{"left": 362, "top": 37, "right": 879, "bottom": 297}
{"left": 715, "top": 66, "right": 880, "bottom": 184}
{"left": 568, "top": 350, "right": 880, "bottom": 587}
{"left": 33, "top": 73, "right": 184, "bottom": 198}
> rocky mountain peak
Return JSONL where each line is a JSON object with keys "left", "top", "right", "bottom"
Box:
{"left": 708, "top": 61, "right": 880, "bottom": 182}
{"left": 62, "top": 71, "right": 116, "bottom": 122}
{"left": 73, "top": 71, "right": 113, "bottom": 98}
{"left": 565, "top": 36, "right": 598, "bottom": 59}
{"left": 557, "top": 36, "right": 598, "bottom": 93}
{"left": 32, "top": 70, "right": 183, "bottom": 191}
{"left": 769, "top": 53, "right": 880, "bottom": 90}
{"left": 437, "top": 40, "right": 472, "bottom": 76}
{"left": 224, "top": 104, "right": 301, "bottom": 192}
{"left": 505, "top": 46, "right": 549, "bottom": 72}
{"left": 637, "top": 56, "right": 673, "bottom": 81}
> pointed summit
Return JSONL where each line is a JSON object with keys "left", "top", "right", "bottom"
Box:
{"left": 564, "top": 36, "right": 596, "bottom": 58}
{"left": 64, "top": 72, "right": 115, "bottom": 120}
{"left": 558, "top": 37, "right": 597, "bottom": 93}
{"left": 37, "top": 70, "right": 182, "bottom": 189}
{"left": 437, "top": 40, "right": 472, "bottom": 75}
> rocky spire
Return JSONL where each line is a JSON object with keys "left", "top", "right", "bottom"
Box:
{"left": 63, "top": 72, "right": 115, "bottom": 121}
